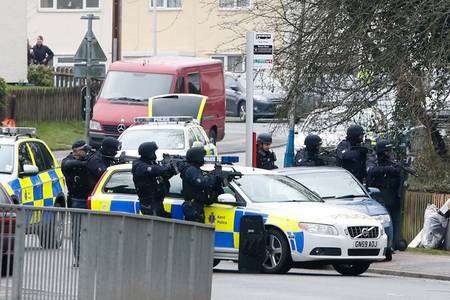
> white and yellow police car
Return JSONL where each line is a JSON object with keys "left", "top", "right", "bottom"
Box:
{"left": 117, "top": 117, "right": 217, "bottom": 160}
{"left": 89, "top": 159, "right": 387, "bottom": 275}
{"left": 0, "top": 127, "right": 66, "bottom": 248}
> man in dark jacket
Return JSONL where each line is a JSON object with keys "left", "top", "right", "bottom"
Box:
{"left": 336, "top": 125, "right": 369, "bottom": 183}
{"left": 367, "top": 140, "right": 402, "bottom": 249}
{"left": 256, "top": 133, "right": 278, "bottom": 170}
{"left": 61, "top": 140, "right": 92, "bottom": 267}
{"left": 294, "top": 134, "right": 326, "bottom": 167}
{"left": 180, "top": 147, "right": 221, "bottom": 223}
{"left": 31, "top": 36, "right": 54, "bottom": 65}
{"left": 132, "top": 142, "right": 175, "bottom": 217}
{"left": 87, "top": 137, "right": 121, "bottom": 185}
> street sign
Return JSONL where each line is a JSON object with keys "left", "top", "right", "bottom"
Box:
{"left": 253, "top": 32, "right": 273, "bottom": 70}
{"left": 74, "top": 63, "right": 106, "bottom": 79}
{"left": 74, "top": 34, "right": 107, "bottom": 63}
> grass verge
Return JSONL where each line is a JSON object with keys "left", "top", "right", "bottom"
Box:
{"left": 407, "top": 247, "right": 450, "bottom": 256}
{"left": 18, "top": 121, "right": 84, "bottom": 151}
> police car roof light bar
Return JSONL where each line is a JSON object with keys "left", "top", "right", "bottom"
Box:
{"left": 134, "top": 116, "right": 195, "bottom": 124}
{"left": 221, "top": 156, "right": 239, "bottom": 164}
{"left": 0, "top": 127, "right": 37, "bottom": 137}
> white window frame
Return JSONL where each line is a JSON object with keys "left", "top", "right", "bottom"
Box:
{"left": 210, "top": 54, "right": 244, "bottom": 72}
{"left": 38, "top": 0, "right": 102, "bottom": 12}
{"left": 218, "top": 0, "right": 251, "bottom": 11}
{"left": 148, "top": 0, "right": 183, "bottom": 11}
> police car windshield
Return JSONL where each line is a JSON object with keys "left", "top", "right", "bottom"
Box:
{"left": 289, "top": 171, "right": 366, "bottom": 199}
{"left": 100, "top": 71, "right": 173, "bottom": 101}
{"left": 120, "top": 129, "right": 185, "bottom": 150}
{"left": 235, "top": 174, "right": 322, "bottom": 203}
{"left": 0, "top": 145, "right": 14, "bottom": 174}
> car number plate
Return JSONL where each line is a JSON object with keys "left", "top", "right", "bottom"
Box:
{"left": 354, "top": 240, "right": 378, "bottom": 248}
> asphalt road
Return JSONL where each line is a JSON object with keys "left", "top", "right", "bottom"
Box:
{"left": 212, "top": 261, "right": 450, "bottom": 300}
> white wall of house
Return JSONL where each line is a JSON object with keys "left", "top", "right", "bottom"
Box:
{"left": 27, "top": 0, "right": 113, "bottom": 66}
{"left": 0, "top": 0, "right": 27, "bottom": 82}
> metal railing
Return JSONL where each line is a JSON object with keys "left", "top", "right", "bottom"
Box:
{"left": 0, "top": 204, "right": 214, "bottom": 300}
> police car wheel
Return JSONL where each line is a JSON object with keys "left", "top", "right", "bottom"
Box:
{"left": 332, "top": 262, "right": 371, "bottom": 276}
{"left": 262, "top": 228, "right": 292, "bottom": 274}
{"left": 1, "top": 255, "right": 14, "bottom": 277}
{"left": 39, "top": 204, "right": 64, "bottom": 249}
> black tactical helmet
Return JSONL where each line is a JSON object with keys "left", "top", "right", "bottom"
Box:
{"left": 138, "top": 142, "right": 158, "bottom": 161}
{"left": 346, "top": 125, "right": 365, "bottom": 142}
{"left": 375, "top": 140, "right": 393, "bottom": 155}
{"left": 101, "top": 138, "right": 121, "bottom": 157}
{"left": 304, "top": 134, "right": 322, "bottom": 152}
{"left": 186, "top": 146, "right": 206, "bottom": 166}
{"left": 257, "top": 133, "right": 272, "bottom": 145}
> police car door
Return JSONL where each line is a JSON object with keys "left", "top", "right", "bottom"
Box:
{"left": 14, "top": 142, "right": 35, "bottom": 205}
{"left": 204, "top": 186, "right": 243, "bottom": 254}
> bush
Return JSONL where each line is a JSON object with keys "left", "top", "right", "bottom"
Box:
{"left": 27, "top": 65, "right": 53, "bottom": 87}
{"left": 0, "top": 77, "right": 8, "bottom": 106}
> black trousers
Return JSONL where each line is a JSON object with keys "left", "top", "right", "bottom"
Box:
{"left": 140, "top": 201, "right": 171, "bottom": 218}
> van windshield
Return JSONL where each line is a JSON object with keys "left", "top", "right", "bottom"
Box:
{"left": 100, "top": 71, "right": 174, "bottom": 101}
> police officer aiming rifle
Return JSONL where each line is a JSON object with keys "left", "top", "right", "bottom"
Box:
{"left": 132, "top": 142, "right": 176, "bottom": 217}
{"left": 295, "top": 134, "right": 328, "bottom": 167}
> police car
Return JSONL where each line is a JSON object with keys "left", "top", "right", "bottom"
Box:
{"left": 117, "top": 117, "right": 217, "bottom": 160}
{"left": 0, "top": 127, "right": 66, "bottom": 248}
{"left": 89, "top": 158, "right": 387, "bottom": 275}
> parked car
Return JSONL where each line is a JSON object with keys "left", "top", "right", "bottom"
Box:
{"left": 89, "top": 56, "right": 226, "bottom": 147}
{"left": 224, "top": 72, "right": 284, "bottom": 121}
{"left": 90, "top": 163, "right": 387, "bottom": 275}
{"left": 279, "top": 166, "right": 394, "bottom": 260}
{"left": 118, "top": 116, "right": 217, "bottom": 160}
{"left": 0, "top": 185, "right": 14, "bottom": 276}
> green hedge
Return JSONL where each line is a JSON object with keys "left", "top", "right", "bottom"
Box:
{"left": 27, "top": 65, "right": 53, "bottom": 87}
{"left": 0, "top": 77, "right": 8, "bottom": 106}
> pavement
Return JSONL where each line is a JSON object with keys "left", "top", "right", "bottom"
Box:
{"left": 369, "top": 251, "right": 450, "bottom": 281}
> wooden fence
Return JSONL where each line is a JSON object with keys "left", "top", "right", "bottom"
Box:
{"left": 402, "top": 191, "right": 450, "bottom": 243}
{"left": 1, "top": 87, "right": 82, "bottom": 122}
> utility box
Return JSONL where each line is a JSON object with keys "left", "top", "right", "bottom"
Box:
{"left": 0, "top": 0, "right": 27, "bottom": 82}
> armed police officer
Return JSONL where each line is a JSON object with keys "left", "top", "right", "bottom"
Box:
{"left": 132, "top": 142, "right": 176, "bottom": 217}
{"left": 367, "top": 140, "right": 403, "bottom": 250}
{"left": 61, "top": 140, "right": 92, "bottom": 267}
{"left": 294, "top": 134, "right": 326, "bottom": 167}
{"left": 179, "top": 147, "right": 221, "bottom": 223}
{"left": 336, "top": 125, "right": 369, "bottom": 183}
{"left": 256, "top": 133, "right": 278, "bottom": 170}
{"left": 87, "top": 137, "right": 121, "bottom": 184}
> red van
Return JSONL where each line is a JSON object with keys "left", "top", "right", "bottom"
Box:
{"left": 89, "top": 56, "right": 225, "bottom": 147}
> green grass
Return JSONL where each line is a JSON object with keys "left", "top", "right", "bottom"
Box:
{"left": 18, "top": 121, "right": 84, "bottom": 151}
{"left": 407, "top": 247, "right": 450, "bottom": 256}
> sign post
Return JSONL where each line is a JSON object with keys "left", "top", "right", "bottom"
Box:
{"left": 74, "top": 14, "right": 107, "bottom": 141}
{"left": 245, "top": 32, "right": 273, "bottom": 167}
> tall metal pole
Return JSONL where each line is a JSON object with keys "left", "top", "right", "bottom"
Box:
{"left": 152, "top": 1, "right": 157, "bottom": 56}
{"left": 245, "top": 32, "right": 254, "bottom": 167}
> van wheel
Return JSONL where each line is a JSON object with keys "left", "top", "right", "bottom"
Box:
{"left": 333, "top": 262, "right": 371, "bottom": 276}
{"left": 209, "top": 129, "right": 217, "bottom": 145}
{"left": 262, "top": 228, "right": 292, "bottom": 274}
{"left": 39, "top": 203, "right": 65, "bottom": 249}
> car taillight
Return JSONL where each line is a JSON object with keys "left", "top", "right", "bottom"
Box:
{"left": 1, "top": 215, "right": 16, "bottom": 234}
{"left": 86, "top": 196, "right": 92, "bottom": 210}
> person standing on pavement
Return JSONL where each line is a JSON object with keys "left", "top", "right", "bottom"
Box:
{"left": 87, "top": 137, "right": 121, "bottom": 184}
{"left": 180, "top": 147, "right": 221, "bottom": 223}
{"left": 294, "top": 134, "right": 326, "bottom": 167}
{"left": 336, "top": 125, "right": 369, "bottom": 183}
{"left": 31, "top": 35, "right": 54, "bottom": 65}
{"left": 132, "top": 142, "right": 176, "bottom": 217}
{"left": 256, "top": 133, "right": 278, "bottom": 170}
{"left": 367, "top": 140, "right": 402, "bottom": 250}
{"left": 61, "top": 140, "right": 92, "bottom": 267}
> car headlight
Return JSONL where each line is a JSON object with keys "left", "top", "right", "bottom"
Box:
{"left": 89, "top": 120, "right": 102, "bottom": 131}
{"left": 372, "top": 214, "right": 391, "bottom": 225}
{"left": 298, "top": 222, "right": 339, "bottom": 236}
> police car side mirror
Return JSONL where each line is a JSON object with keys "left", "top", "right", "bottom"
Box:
{"left": 217, "top": 193, "right": 236, "bottom": 204}
{"left": 21, "top": 164, "right": 39, "bottom": 176}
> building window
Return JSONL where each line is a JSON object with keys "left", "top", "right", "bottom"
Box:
{"left": 150, "top": 0, "right": 182, "bottom": 9}
{"left": 211, "top": 55, "right": 244, "bottom": 72}
{"left": 39, "top": 0, "right": 100, "bottom": 10}
{"left": 219, "top": 0, "right": 250, "bottom": 9}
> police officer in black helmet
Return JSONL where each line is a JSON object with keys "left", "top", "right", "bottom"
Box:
{"left": 256, "top": 133, "right": 278, "bottom": 170}
{"left": 87, "top": 137, "right": 121, "bottom": 184}
{"left": 367, "top": 140, "right": 402, "bottom": 250}
{"left": 294, "top": 134, "right": 326, "bottom": 167}
{"left": 132, "top": 142, "right": 176, "bottom": 217}
{"left": 179, "top": 147, "right": 221, "bottom": 223}
{"left": 336, "top": 125, "right": 369, "bottom": 183}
